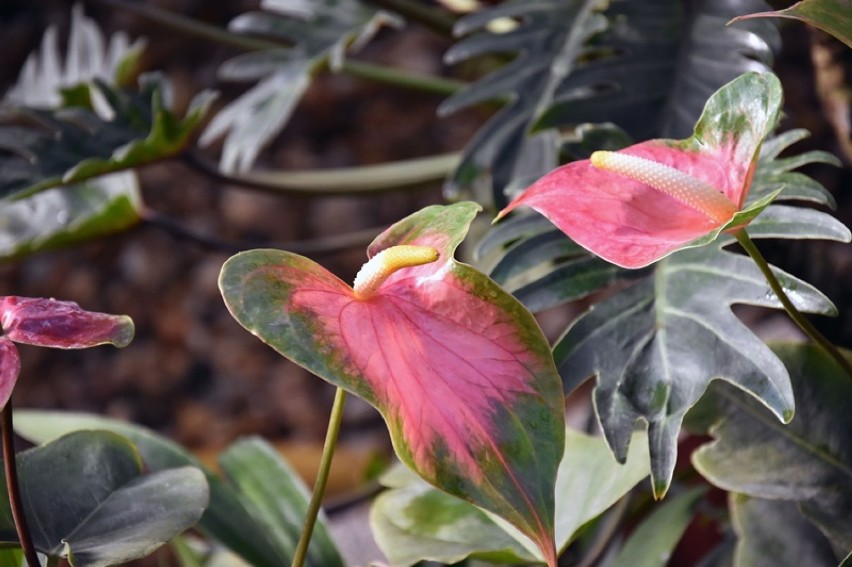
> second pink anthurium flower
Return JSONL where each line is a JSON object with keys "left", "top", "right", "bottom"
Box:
{"left": 219, "top": 202, "right": 565, "bottom": 566}
{"left": 497, "top": 72, "right": 784, "bottom": 269}
{"left": 0, "top": 297, "right": 135, "bottom": 408}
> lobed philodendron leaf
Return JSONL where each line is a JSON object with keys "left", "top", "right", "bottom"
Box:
{"left": 201, "top": 0, "right": 399, "bottom": 173}
{"left": 371, "top": 428, "right": 650, "bottom": 566}
{"left": 693, "top": 344, "right": 852, "bottom": 561}
{"left": 0, "top": 78, "right": 215, "bottom": 201}
{"left": 0, "top": 431, "right": 208, "bottom": 567}
{"left": 12, "top": 411, "right": 342, "bottom": 567}
{"left": 220, "top": 202, "right": 565, "bottom": 564}
{"left": 731, "top": 0, "right": 852, "bottom": 49}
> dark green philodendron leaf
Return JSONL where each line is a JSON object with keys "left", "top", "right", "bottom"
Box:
{"left": 0, "top": 430, "right": 208, "bottom": 567}
{"left": 371, "top": 429, "right": 650, "bottom": 565}
{"left": 605, "top": 487, "right": 705, "bottom": 567}
{"left": 553, "top": 211, "right": 849, "bottom": 498}
{"left": 537, "top": 0, "right": 778, "bottom": 141}
{"left": 0, "top": 78, "right": 215, "bottom": 201}
{"left": 13, "top": 411, "right": 310, "bottom": 567}
{"left": 201, "top": 0, "right": 400, "bottom": 173}
{"left": 439, "top": 0, "right": 607, "bottom": 206}
{"left": 731, "top": 0, "right": 852, "bottom": 49}
{"left": 218, "top": 437, "right": 343, "bottom": 567}
{"left": 730, "top": 495, "right": 838, "bottom": 567}
{"left": 220, "top": 202, "right": 565, "bottom": 564}
{"left": 693, "top": 344, "right": 852, "bottom": 561}
{"left": 0, "top": 172, "right": 141, "bottom": 260}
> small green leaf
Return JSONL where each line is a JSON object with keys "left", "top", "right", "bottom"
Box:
{"left": 218, "top": 437, "right": 343, "bottom": 567}
{"left": 0, "top": 431, "right": 208, "bottom": 566}
{"left": 731, "top": 0, "right": 852, "bottom": 49}
{"left": 604, "top": 487, "right": 705, "bottom": 567}
{"left": 13, "top": 411, "right": 289, "bottom": 567}
{"left": 731, "top": 495, "right": 838, "bottom": 567}
{"left": 693, "top": 343, "right": 852, "bottom": 559}
{"left": 0, "top": 548, "right": 23, "bottom": 567}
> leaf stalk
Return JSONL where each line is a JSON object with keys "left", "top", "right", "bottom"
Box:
{"left": 735, "top": 229, "right": 852, "bottom": 379}
{"left": 291, "top": 388, "right": 347, "bottom": 567}
{"left": 1, "top": 403, "right": 40, "bottom": 567}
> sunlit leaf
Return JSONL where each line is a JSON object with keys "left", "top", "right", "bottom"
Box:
{"left": 693, "top": 343, "right": 852, "bottom": 559}
{"left": 220, "top": 202, "right": 565, "bottom": 564}
{"left": 731, "top": 0, "right": 852, "bottom": 49}
{"left": 201, "top": 0, "right": 399, "bottom": 173}
{"left": 0, "top": 431, "right": 208, "bottom": 567}
{"left": 371, "top": 428, "right": 650, "bottom": 565}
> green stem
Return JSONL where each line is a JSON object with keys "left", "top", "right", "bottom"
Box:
{"left": 183, "top": 151, "right": 459, "bottom": 196}
{"left": 93, "top": 0, "right": 465, "bottom": 96}
{"left": 1, "top": 403, "right": 40, "bottom": 567}
{"left": 735, "top": 230, "right": 852, "bottom": 378}
{"left": 291, "top": 388, "right": 348, "bottom": 567}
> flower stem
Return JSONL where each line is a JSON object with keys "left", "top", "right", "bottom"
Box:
{"left": 291, "top": 388, "right": 348, "bottom": 567}
{"left": 1, "top": 403, "right": 40, "bottom": 567}
{"left": 735, "top": 230, "right": 852, "bottom": 378}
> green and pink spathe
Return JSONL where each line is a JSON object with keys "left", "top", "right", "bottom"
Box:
{"left": 498, "top": 72, "right": 784, "bottom": 269}
{"left": 220, "top": 202, "right": 565, "bottom": 566}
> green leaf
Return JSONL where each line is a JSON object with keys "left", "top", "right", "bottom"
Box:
{"left": 0, "top": 78, "right": 215, "bottom": 201}
{"left": 604, "top": 487, "right": 705, "bottom": 567}
{"left": 371, "top": 428, "right": 650, "bottom": 565}
{"left": 0, "top": 549, "right": 22, "bottom": 567}
{"left": 201, "top": 0, "right": 399, "bottom": 172}
{"left": 731, "top": 495, "right": 838, "bottom": 567}
{"left": 220, "top": 202, "right": 565, "bottom": 563}
{"left": 13, "top": 411, "right": 291, "bottom": 567}
{"left": 731, "top": 0, "right": 852, "bottom": 49}
{"left": 693, "top": 343, "right": 852, "bottom": 559}
{"left": 0, "top": 430, "right": 208, "bottom": 566}
{"left": 218, "top": 437, "right": 343, "bottom": 567}
{"left": 0, "top": 172, "right": 142, "bottom": 261}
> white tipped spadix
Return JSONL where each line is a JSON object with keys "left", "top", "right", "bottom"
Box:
{"left": 353, "top": 245, "right": 440, "bottom": 300}
{"left": 590, "top": 151, "right": 737, "bottom": 223}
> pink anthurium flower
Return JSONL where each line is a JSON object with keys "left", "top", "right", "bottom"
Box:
{"left": 220, "top": 202, "right": 565, "bottom": 566}
{"left": 0, "top": 297, "right": 134, "bottom": 408}
{"left": 497, "top": 72, "right": 784, "bottom": 269}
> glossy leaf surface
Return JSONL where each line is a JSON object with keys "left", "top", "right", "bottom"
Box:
{"left": 220, "top": 202, "right": 565, "bottom": 563}
{"left": 371, "top": 429, "right": 650, "bottom": 565}
{"left": 731, "top": 0, "right": 852, "bottom": 48}
{"left": 13, "top": 411, "right": 333, "bottom": 567}
{"left": 693, "top": 344, "right": 852, "bottom": 558}
{"left": 218, "top": 437, "right": 343, "bottom": 567}
{"left": 202, "top": 0, "right": 398, "bottom": 172}
{"left": 499, "top": 72, "right": 783, "bottom": 269}
{"left": 0, "top": 431, "right": 208, "bottom": 566}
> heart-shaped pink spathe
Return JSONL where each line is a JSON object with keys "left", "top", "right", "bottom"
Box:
{"left": 498, "top": 72, "right": 783, "bottom": 269}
